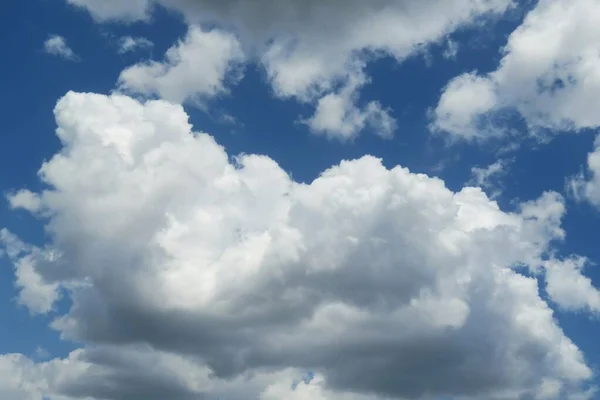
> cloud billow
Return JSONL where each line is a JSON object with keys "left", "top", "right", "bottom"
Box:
{"left": 1, "top": 91, "right": 596, "bottom": 400}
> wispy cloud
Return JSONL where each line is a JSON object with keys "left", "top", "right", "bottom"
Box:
{"left": 44, "top": 35, "right": 79, "bottom": 61}
{"left": 117, "top": 36, "right": 153, "bottom": 54}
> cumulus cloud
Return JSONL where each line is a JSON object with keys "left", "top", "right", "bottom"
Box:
{"left": 433, "top": 0, "right": 600, "bottom": 139}
{"left": 432, "top": 72, "right": 500, "bottom": 140}
{"left": 0, "top": 354, "right": 47, "bottom": 400}
{"left": 0, "top": 91, "right": 598, "bottom": 399}
{"left": 66, "top": 0, "right": 514, "bottom": 139}
{"left": 305, "top": 72, "right": 396, "bottom": 140}
{"left": 118, "top": 26, "right": 244, "bottom": 104}
{"left": 0, "top": 229, "right": 60, "bottom": 314}
{"left": 0, "top": 346, "right": 380, "bottom": 400}
{"left": 544, "top": 257, "right": 600, "bottom": 313}
{"left": 117, "top": 36, "right": 153, "bottom": 54}
{"left": 43, "top": 35, "right": 79, "bottom": 61}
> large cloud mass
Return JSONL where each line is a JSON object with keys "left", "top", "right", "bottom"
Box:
{"left": 66, "top": 0, "right": 514, "bottom": 140}
{"left": 1, "top": 91, "right": 597, "bottom": 399}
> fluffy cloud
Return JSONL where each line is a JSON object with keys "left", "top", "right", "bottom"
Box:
{"left": 1, "top": 91, "right": 598, "bottom": 399}
{"left": 7, "top": 189, "right": 42, "bottom": 213}
{"left": 0, "top": 229, "right": 60, "bottom": 314}
{"left": 44, "top": 35, "right": 79, "bottom": 61}
{"left": 0, "top": 346, "right": 380, "bottom": 400}
{"left": 433, "top": 0, "right": 600, "bottom": 139}
{"left": 544, "top": 257, "right": 600, "bottom": 313}
{"left": 118, "top": 26, "right": 244, "bottom": 104}
{"left": 305, "top": 72, "right": 396, "bottom": 140}
{"left": 67, "top": 0, "right": 514, "bottom": 139}
{"left": 0, "top": 354, "right": 47, "bottom": 400}
{"left": 432, "top": 72, "right": 499, "bottom": 140}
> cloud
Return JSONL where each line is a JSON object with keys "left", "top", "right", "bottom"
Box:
{"left": 569, "top": 134, "right": 600, "bottom": 208}
{"left": 117, "top": 36, "right": 153, "bottom": 54}
{"left": 1, "top": 91, "right": 597, "bottom": 399}
{"left": 433, "top": 0, "right": 600, "bottom": 139}
{"left": 469, "top": 158, "right": 513, "bottom": 198}
{"left": 443, "top": 38, "right": 459, "bottom": 60}
{"left": 118, "top": 26, "right": 244, "bottom": 104}
{"left": 66, "top": 0, "right": 514, "bottom": 139}
{"left": 543, "top": 257, "right": 600, "bottom": 313}
{"left": 0, "top": 346, "right": 381, "bottom": 400}
{"left": 305, "top": 72, "right": 396, "bottom": 140}
{"left": 66, "top": 0, "right": 149, "bottom": 21}
{"left": 0, "top": 354, "right": 47, "bottom": 400}
{"left": 432, "top": 72, "right": 500, "bottom": 140}
{"left": 43, "top": 35, "right": 79, "bottom": 61}
{"left": 7, "top": 189, "right": 42, "bottom": 213}
{"left": 0, "top": 230, "right": 60, "bottom": 314}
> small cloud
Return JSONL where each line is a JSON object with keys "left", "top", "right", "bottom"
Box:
{"left": 118, "top": 36, "right": 154, "bottom": 54}
{"left": 469, "top": 158, "right": 513, "bottom": 198}
{"left": 33, "top": 346, "right": 51, "bottom": 360}
{"left": 7, "top": 189, "right": 42, "bottom": 213}
{"left": 44, "top": 35, "right": 79, "bottom": 61}
{"left": 117, "top": 26, "right": 245, "bottom": 105}
{"left": 443, "top": 38, "right": 459, "bottom": 60}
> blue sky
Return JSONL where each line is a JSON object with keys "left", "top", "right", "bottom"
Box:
{"left": 2, "top": 0, "right": 600, "bottom": 399}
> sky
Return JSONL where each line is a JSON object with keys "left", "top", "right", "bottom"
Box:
{"left": 2, "top": 0, "right": 600, "bottom": 399}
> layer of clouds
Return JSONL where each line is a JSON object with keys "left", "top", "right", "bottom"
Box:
{"left": 67, "top": 0, "right": 515, "bottom": 140}
{"left": 0, "top": 345, "right": 380, "bottom": 400}
{"left": 432, "top": 0, "right": 600, "bottom": 140}
{"left": 118, "top": 26, "right": 244, "bottom": 104}
{"left": 44, "top": 35, "right": 79, "bottom": 61}
{"left": 1, "top": 91, "right": 598, "bottom": 399}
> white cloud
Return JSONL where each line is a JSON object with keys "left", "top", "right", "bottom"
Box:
{"left": 0, "top": 91, "right": 597, "bottom": 400}
{"left": 570, "top": 135, "right": 600, "bottom": 208}
{"left": 7, "top": 189, "right": 42, "bottom": 213}
{"left": 117, "top": 36, "right": 153, "bottom": 54}
{"left": 118, "top": 26, "right": 244, "bottom": 104}
{"left": 0, "top": 230, "right": 60, "bottom": 314}
{"left": 432, "top": 72, "right": 499, "bottom": 140}
{"left": 433, "top": 0, "right": 600, "bottom": 139}
{"left": 305, "top": 73, "right": 396, "bottom": 140}
{"left": 43, "top": 35, "right": 79, "bottom": 61}
{"left": 469, "top": 158, "right": 513, "bottom": 198}
{"left": 118, "top": 26, "right": 244, "bottom": 105}
{"left": 544, "top": 257, "right": 600, "bottom": 313}
{"left": 0, "top": 354, "right": 47, "bottom": 400}
{"left": 67, "top": 0, "right": 514, "bottom": 139}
